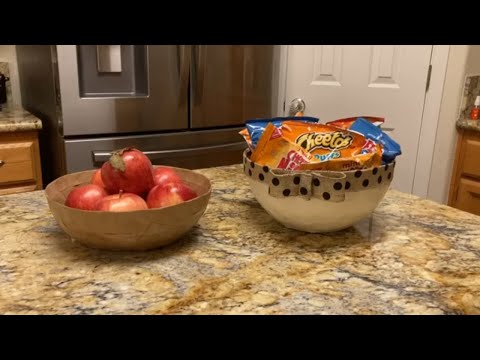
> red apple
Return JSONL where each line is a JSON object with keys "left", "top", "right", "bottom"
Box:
{"left": 147, "top": 182, "right": 197, "bottom": 209}
{"left": 91, "top": 169, "right": 106, "bottom": 188}
{"left": 152, "top": 167, "right": 182, "bottom": 187}
{"left": 96, "top": 192, "right": 148, "bottom": 212}
{"left": 101, "top": 148, "right": 154, "bottom": 195}
{"left": 65, "top": 184, "right": 108, "bottom": 211}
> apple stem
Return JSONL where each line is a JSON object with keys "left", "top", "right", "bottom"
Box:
{"left": 119, "top": 190, "right": 123, "bottom": 198}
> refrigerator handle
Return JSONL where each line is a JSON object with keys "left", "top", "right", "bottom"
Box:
{"left": 178, "top": 45, "right": 191, "bottom": 107}
{"left": 92, "top": 142, "right": 247, "bottom": 163}
{"left": 192, "top": 45, "right": 206, "bottom": 106}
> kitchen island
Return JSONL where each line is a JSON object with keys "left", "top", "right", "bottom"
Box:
{"left": 1, "top": 165, "right": 479, "bottom": 314}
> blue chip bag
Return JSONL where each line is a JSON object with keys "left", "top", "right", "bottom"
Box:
{"left": 246, "top": 116, "right": 319, "bottom": 149}
{"left": 349, "top": 117, "right": 401, "bottom": 164}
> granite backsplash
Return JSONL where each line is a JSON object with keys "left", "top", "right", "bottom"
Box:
{"left": 0, "top": 62, "right": 13, "bottom": 108}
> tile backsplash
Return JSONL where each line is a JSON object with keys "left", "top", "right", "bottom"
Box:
{"left": 0, "top": 62, "right": 13, "bottom": 108}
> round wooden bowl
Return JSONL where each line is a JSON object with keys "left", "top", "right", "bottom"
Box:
{"left": 44, "top": 167, "right": 211, "bottom": 251}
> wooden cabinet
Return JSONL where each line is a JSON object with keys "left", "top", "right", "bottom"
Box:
{"left": 0, "top": 131, "right": 42, "bottom": 195}
{"left": 449, "top": 129, "right": 480, "bottom": 215}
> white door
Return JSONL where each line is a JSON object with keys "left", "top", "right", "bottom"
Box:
{"left": 285, "top": 45, "right": 433, "bottom": 194}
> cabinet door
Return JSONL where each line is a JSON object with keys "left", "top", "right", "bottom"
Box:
{"left": 463, "top": 137, "right": 480, "bottom": 179}
{"left": 0, "top": 131, "right": 42, "bottom": 195}
{"left": 0, "top": 141, "right": 35, "bottom": 184}
{"left": 455, "top": 177, "right": 480, "bottom": 216}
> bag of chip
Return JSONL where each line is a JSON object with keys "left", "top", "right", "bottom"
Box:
{"left": 245, "top": 116, "right": 319, "bottom": 149}
{"left": 326, "top": 116, "right": 384, "bottom": 130}
{"left": 349, "top": 117, "right": 401, "bottom": 164}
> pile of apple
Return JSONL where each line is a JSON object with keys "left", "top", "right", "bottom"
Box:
{"left": 65, "top": 148, "right": 197, "bottom": 212}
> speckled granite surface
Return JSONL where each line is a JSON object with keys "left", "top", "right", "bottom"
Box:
{"left": 0, "top": 107, "right": 42, "bottom": 133}
{"left": 1, "top": 164, "right": 480, "bottom": 314}
{"left": 457, "top": 118, "right": 480, "bottom": 133}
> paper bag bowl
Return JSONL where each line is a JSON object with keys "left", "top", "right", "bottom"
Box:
{"left": 243, "top": 150, "right": 395, "bottom": 233}
{"left": 44, "top": 167, "right": 211, "bottom": 251}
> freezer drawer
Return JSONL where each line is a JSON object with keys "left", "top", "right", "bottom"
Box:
{"left": 63, "top": 128, "right": 247, "bottom": 174}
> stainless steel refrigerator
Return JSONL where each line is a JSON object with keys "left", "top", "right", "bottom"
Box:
{"left": 16, "top": 45, "right": 281, "bottom": 185}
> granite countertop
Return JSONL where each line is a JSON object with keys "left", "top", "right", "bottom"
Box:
{"left": 0, "top": 107, "right": 42, "bottom": 133}
{"left": 456, "top": 118, "right": 480, "bottom": 133}
{"left": 1, "top": 165, "right": 480, "bottom": 315}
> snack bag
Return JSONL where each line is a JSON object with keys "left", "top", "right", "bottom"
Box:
{"left": 349, "top": 117, "right": 401, "bottom": 163}
{"left": 250, "top": 121, "right": 382, "bottom": 171}
{"left": 280, "top": 120, "right": 382, "bottom": 170}
{"left": 327, "top": 116, "right": 384, "bottom": 130}
{"left": 250, "top": 123, "right": 314, "bottom": 170}
{"left": 299, "top": 144, "right": 383, "bottom": 171}
{"left": 239, "top": 128, "right": 253, "bottom": 150}
{"left": 245, "top": 116, "right": 319, "bottom": 149}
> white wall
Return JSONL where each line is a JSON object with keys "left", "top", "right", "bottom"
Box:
{"left": 427, "top": 45, "right": 470, "bottom": 203}
{"left": 0, "top": 45, "right": 22, "bottom": 106}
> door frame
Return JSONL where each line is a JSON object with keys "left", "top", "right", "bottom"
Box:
{"left": 278, "top": 45, "right": 450, "bottom": 198}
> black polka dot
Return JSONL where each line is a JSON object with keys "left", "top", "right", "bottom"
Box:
{"left": 248, "top": 169, "right": 252, "bottom": 177}
{"left": 388, "top": 172, "right": 392, "bottom": 180}
{"left": 313, "top": 178, "right": 320, "bottom": 187}
{"left": 300, "top": 187, "right": 308, "bottom": 195}
{"left": 247, "top": 151, "right": 252, "bottom": 157}
{"left": 250, "top": 162, "right": 255, "bottom": 168}
{"left": 263, "top": 166, "right": 269, "bottom": 173}
{"left": 293, "top": 176, "right": 300, "bottom": 185}
{"left": 272, "top": 178, "right": 280, "bottom": 186}
{"left": 334, "top": 182, "right": 342, "bottom": 191}
{"left": 283, "top": 189, "right": 291, "bottom": 197}
{"left": 345, "top": 181, "right": 351, "bottom": 190}
{"left": 385, "top": 164, "right": 389, "bottom": 171}
{"left": 373, "top": 167, "right": 378, "bottom": 175}
{"left": 323, "top": 192, "right": 331, "bottom": 200}
{"left": 362, "top": 179, "right": 369, "bottom": 187}
{"left": 259, "top": 173, "right": 264, "bottom": 181}
{"left": 378, "top": 176, "right": 382, "bottom": 184}
{"left": 355, "top": 170, "right": 362, "bottom": 178}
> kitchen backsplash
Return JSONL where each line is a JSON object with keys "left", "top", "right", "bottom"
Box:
{"left": 0, "top": 62, "right": 13, "bottom": 108}
{"left": 459, "top": 75, "right": 480, "bottom": 120}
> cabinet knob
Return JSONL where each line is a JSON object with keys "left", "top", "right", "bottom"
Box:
{"left": 0, "top": 160, "right": 4, "bottom": 167}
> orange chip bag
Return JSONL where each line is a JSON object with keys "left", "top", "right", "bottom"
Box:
{"left": 280, "top": 121, "right": 364, "bottom": 157}
{"left": 239, "top": 128, "right": 253, "bottom": 149}
{"left": 251, "top": 121, "right": 382, "bottom": 171}
{"left": 251, "top": 123, "right": 314, "bottom": 170}
{"left": 299, "top": 145, "right": 382, "bottom": 171}
{"left": 279, "top": 121, "right": 382, "bottom": 170}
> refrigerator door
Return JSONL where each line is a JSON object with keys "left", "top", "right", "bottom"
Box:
{"left": 190, "top": 45, "right": 277, "bottom": 128}
{"left": 57, "top": 45, "right": 190, "bottom": 136}
{"left": 63, "top": 127, "right": 247, "bottom": 173}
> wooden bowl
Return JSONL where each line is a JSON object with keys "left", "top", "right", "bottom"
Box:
{"left": 44, "top": 167, "right": 211, "bottom": 251}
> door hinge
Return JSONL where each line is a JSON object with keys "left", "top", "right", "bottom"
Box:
{"left": 426, "top": 64, "right": 432, "bottom": 92}
{"left": 283, "top": 100, "right": 286, "bottom": 113}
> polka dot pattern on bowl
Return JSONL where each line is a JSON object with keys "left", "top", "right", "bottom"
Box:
{"left": 243, "top": 150, "right": 394, "bottom": 202}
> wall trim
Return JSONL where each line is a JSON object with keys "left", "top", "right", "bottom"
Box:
{"left": 412, "top": 45, "right": 450, "bottom": 197}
